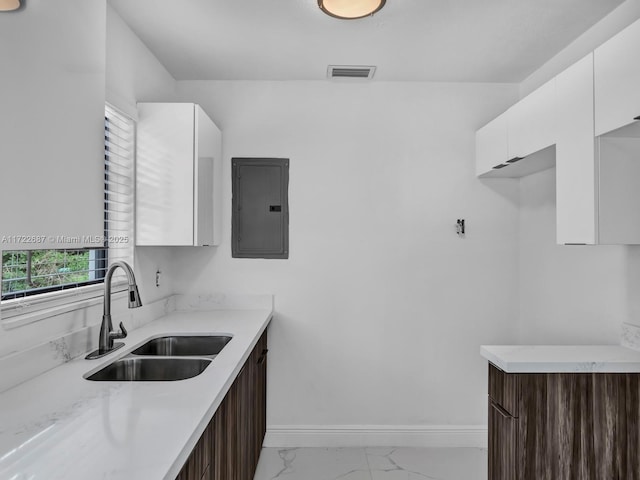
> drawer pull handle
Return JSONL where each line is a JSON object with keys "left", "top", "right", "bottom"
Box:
{"left": 492, "top": 164, "right": 508, "bottom": 170}
{"left": 507, "top": 156, "right": 524, "bottom": 163}
{"left": 635, "top": 116, "right": 640, "bottom": 121}
{"left": 490, "top": 400, "right": 513, "bottom": 419}
{"left": 257, "top": 349, "right": 269, "bottom": 364}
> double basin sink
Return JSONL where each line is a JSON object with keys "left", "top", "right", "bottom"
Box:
{"left": 86, "top": 335, "right": 232, "bottom": 382}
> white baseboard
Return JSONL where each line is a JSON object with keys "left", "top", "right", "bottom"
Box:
{"left": 263, "top": 425, "right": 488, "bottom": 449}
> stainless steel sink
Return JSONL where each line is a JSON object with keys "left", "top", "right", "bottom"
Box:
{"left": 86, "top": 357, "right": 211, "bottom": 381}
{"left": 130, "top": 335, "right": 232, "bottom": 357}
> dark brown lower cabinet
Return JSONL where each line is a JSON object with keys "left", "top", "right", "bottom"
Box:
{"left": 175, "top": 420, "right": 214, "bottom": 480}
{"left": 488, "top": 363, "right": 640, "bottom": 480}
{"left": 176, "top": 329, "right": 268, "bottom": 480}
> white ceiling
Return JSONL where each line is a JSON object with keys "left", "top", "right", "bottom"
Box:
{"left": 108, "top": 0, "right": 623, "bottom": 82}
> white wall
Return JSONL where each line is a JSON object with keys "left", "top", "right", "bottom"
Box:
{"left": 0, "top": 0, "right": 105, "bottom": 250}
{"left": 0, "top": 6, "right": 177, "bottom": 364}
{"left": 517, "top": 167, "right": 634, "bottom": 344}
{"left": 171, "top": 80, "right": 520, "bottom": 436}
{"left": 106, "top": 4, "right": 177, "bottom": 119}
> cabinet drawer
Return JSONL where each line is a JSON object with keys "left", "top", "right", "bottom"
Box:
{"left": 488, "top": 363, "right": 519, "bottom": 416}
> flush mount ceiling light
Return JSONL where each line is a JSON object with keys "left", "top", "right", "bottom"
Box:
{"left": 318, "top": 0, "right": 386, "bottom": 20}
{"left": 0, "top": 0, "right": 20, "bottom": 11}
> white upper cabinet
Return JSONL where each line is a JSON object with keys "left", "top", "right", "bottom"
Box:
{"left": 508, "top": 78, "right": 557, "bottom": 160}
{"left": 475, "top": 111, "right": 508, "bottom": 176}
{"left": 556, "top": 54, "right": 597, "bottom": 245}
{"left": 476, "top": 78, "right": 556, "bottom": 177}
{"left": 136, "top": 103, "right": 222, "bottom": 247}
{"left": 597, "top": 123, "right": 640, "bottom": 244}
{"left": 554, "top": 52, "right": 640, "bottom": 246}
{"left": 594, "top": 18, "right": 640, "bottom": 136}
{"left": 0, "top": 1, "right": 105, "bottom": 250}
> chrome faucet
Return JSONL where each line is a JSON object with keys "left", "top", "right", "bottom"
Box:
{"left": 86, "top": 261, "right": 142, "bottom": 359}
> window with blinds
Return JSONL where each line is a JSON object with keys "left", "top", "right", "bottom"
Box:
{"left": 0, "top": 105, "right": 135, "bottom": 303}
{"left": 103, "top": 105, "right": 135, "bottom": 279}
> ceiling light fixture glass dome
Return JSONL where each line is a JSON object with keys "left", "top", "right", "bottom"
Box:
{"left": 318, "top": 0, "right": 386, "bottom": 20}
{"left": 0, "top": 0, "right": 20, "bottom": 11}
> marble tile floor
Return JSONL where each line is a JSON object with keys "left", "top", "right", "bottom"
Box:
{"left": 253, "top": 447, "right": 487, "bottom": 480}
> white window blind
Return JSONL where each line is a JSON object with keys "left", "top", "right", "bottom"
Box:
{"left": 104, "top": 104, "right": 135, "bottom": 277}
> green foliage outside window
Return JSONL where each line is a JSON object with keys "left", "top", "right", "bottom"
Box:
{"left": 1, "top": 250, "right": 97, "bottom": 296}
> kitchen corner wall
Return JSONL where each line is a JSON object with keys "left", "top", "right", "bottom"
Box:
{"left": 170, "top": 80, "right": 520, "bottom": 438}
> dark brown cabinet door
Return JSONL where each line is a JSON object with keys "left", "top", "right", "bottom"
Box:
{"left": 176, "top": 420, "right": 213, "bottom": 480}
{"left": 592, "top": 373, "right": 626, "bottom": 480}
{"left": 254, "top": 331, "right": 268, "bottom": 468}
{"left": 488, "top": 400, "right": 517, "bottom": 480}
{"left": 625, "top": 374, "right": 640, "bottom": 480}
{"left": 518, "top": 373, "right": 596, "bottom": 480}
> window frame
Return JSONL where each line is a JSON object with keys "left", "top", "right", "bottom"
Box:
{"left": 0, "top": 104, "right": 136, "bottom": 329}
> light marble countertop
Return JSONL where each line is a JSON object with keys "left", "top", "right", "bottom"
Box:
{"left": 481, "top": 344, "right": 640, "bottom": 373}
{"left": 0, "top": 308, "right": 272, "bottom": 480}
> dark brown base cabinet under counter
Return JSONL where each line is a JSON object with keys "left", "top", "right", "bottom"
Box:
{"left": 488, "top": 363, "right": 640, "bottom": 480}
{"left": 176, "top": 329, "right": 268, "bottom": 480}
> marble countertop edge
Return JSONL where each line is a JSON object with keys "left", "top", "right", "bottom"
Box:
{"left": 480, "top": 344, "right": 640, "bottom": 373}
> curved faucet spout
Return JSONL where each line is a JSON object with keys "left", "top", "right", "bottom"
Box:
{"left": 86, "top": 261, "right": 142, "bottom": 359}
{"left": 104, "top": 261, "right": 142, "bottom": 318}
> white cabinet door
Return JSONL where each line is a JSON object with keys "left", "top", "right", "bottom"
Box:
{"left": 508, "top": 78, "right": 556, "bottom": 159}
{"left": 136, "top": 103, "right": 222, "bottom": 247}
{"left": 557, "top": 53, "right": 640, "bottom": 245}
{"left": 194, "top": 105, "right": 222, "bottom": 246}
{"left": 137, "top": 103, "right": 195, "bottom": 246}
{"left": 598, "top": 132, "right": 640, "bottom": 244}
{"left": 556, "top": 54, "right": 597, "bottom": 245}
{"left": 475, "top": 111, "right": 508, "bottom": 176}
{"left": 594, "top": 18, "right": 640, "bottom": 136}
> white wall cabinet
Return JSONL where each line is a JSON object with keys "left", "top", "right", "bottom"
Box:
{"left": 478, "top": 20, "right": 640, "bottom": 245}
{"left": 594, "top": 18, "right": 640, "bottom": 136}
{"left": 508, "top": 78, "right": 556, "bottom": 160}
{"left": 556, "top": 54, "right": 597, "bottom": 245}
{"left": 597, "top": 129, "right": 640, "bottom": 244}
{"left": 475, "top": 111, "right": 509, "bottom": 176}
{"left": 136, "top": 103, "right": 222, "bottom": 246}
{"left": 476, "top": 79, "right": 556, "bottom": 178}
{"left": 552, "top": 52, "right": 640, "bottom": 246}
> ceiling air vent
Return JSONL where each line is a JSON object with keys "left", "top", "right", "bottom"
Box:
{"left": 327, "top": 65, "right": 376, "bottom": 79}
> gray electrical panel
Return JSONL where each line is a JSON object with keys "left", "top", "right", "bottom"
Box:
{"left": 232, "top": 158, "right": 289, "bottom": 258}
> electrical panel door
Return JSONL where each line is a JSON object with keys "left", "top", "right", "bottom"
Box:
{"left": 232, "top": 158, "right": 289, "bottom": 258}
